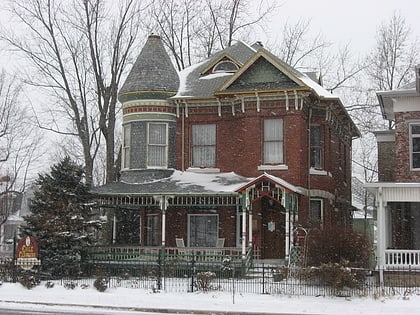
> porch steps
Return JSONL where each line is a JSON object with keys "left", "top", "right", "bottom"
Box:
{"left": 244, "top": 259, "right": 286, "bottom": 278}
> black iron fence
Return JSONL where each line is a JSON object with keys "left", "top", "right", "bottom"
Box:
{"left": 1, "top": 257, "right": 420, "bottom": 297}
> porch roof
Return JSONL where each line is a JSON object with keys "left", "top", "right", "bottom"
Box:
{"left": 93, "top": 170, "right": 251, "bottom": 196}
{"left": 364, "top": 182, "right": 420, "bottom": 202}
{"left": 234, "top": 173, "right": 302, "bottom": 194}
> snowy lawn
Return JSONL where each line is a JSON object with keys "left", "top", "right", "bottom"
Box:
{"left": 0, "top": 282, "right": 420, "bottom": 314}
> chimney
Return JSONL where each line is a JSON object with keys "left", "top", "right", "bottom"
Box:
{"left": 416, "top": 64, "right": 420, "bottom": 93}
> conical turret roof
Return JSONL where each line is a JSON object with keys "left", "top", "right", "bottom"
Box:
{"left": 119, "top": 34, "right": 179, "bottom": 102}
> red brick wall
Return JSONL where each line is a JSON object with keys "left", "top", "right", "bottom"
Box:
{"left": 174, "top": 99, "right": 353, "bottom": 226}
{"left": 377, "top": 141, "right": 396, "bottom": 182}
{"left": 395, "top": 112, "right": 420, "bottom": 182}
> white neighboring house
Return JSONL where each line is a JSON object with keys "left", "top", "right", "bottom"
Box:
{"left": 0, "top": 188, "right": 32, "bottom": 256}
{"left": 365, "top": 65, "right": 420, "bottom": 282}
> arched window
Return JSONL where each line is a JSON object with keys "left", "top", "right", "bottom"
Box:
{"left": 213, "top": 60, "right": 238, "bottom": 73}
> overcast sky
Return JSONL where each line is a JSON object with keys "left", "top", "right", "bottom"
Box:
{"left": 260, "top": 0, "right": 420, "bottom": 55}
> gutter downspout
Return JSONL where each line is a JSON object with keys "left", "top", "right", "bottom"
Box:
{"left": 181, "top": 102, "right": 185, "bottom": 172}
{"left": 307, "top": 106, "right": 313, "bottom": 221}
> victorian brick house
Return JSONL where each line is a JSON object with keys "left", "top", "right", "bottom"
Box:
{"left": 93, "top": 35, "right": 359, "bottom": 262}
{"left": 365, "top": 65, "right": 420, "bottom": 275}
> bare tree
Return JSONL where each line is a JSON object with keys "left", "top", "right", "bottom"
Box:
{"left": 144, "top": 0, "right": 278, "bottom": 70}
{"left": 0, "top": 69, "right": 44, "bottom": 234}
{"left": 0, "top": 70, "right": 20, "bottom": 164}
{"left": 367, "top": 11, "right": 419, "bottom": 91}
{"left": 1, "top": 0, "right": 146, "bottom": 185}
{"left": 275, "top": 19, "right": 331, "bottom": 68}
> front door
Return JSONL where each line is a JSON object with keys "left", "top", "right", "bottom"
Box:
{"left": 260, "top": 197, "right": 285, "bottom": 259}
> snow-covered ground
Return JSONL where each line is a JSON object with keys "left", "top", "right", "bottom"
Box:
{"left": 0, "top": 282, "right": 419, "bottom": 314}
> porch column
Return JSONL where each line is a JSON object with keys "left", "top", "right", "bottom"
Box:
{"left": 285, "top": 210, "right": 290, "bottom": 261}
{"left": 377, "top": 187, "right": 386, "bottom": 284}
{"left": 242, "top": 206, "right": 247, "bottom": 259}
{"left": 241, "top": 192, "right": 249, "bottom": 259}
{"left": 248, "top": 207, "right": 253, "bottom": 252}
{"left": 160, "top": 196, "right": 167, "bottom": 247}
{"left": 112, "top": 210, "right": 117, "bottom": 244}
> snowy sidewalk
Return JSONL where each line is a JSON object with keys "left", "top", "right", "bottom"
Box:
{"left": 1, "top": 282, "right": 420, "bottom": 314}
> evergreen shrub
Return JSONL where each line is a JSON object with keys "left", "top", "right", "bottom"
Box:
{"left": 94, "top": 277, "right": 108, "bottom": 292}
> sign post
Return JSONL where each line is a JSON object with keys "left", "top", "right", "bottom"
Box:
{"left": 15, "top": 236, "right": 41, "bottom": 270}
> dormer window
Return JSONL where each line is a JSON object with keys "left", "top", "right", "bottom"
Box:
{"left": 213, "top": 60, "right": 238, "bottom": 73}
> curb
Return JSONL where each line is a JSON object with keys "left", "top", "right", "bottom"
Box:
{"left": 0, "top": 300, "right": 305, "bottom": 315}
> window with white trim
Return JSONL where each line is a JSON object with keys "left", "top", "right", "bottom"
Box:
{"left": 309, "top": 199, "right": 323, "bottom": 228}
{"left": 410, "top": 123, "right": 420, "bottom": 170}
{"left": 263, "top": 119, "right": 283, "bottom": 164}
{"left": 310, "top": 125, "right": 324, "bottom": 169}
{"left": 188, "top": 214, "right": 218, "bottom": 247}
{"left": 122, "top": 124, "right": 131, "bottom": 169}
{"left": 192, "top": 124, "right": 216, "bottom": 167}
{"left": 147, "top": 123, "right": 167, "bottom": 168}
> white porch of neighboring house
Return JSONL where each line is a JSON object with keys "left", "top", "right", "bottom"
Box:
{"left": 365, "top": 182, "right": 420, "bottom": 281}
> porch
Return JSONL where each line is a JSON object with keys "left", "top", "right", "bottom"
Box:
{"left": 385, "top": 249, "right": 420, "bottom": 269}
{"left": 82, "top": 245, "right": 254, "bottom": 273}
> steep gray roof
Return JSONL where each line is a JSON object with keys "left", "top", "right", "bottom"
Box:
{"left": 119, "top": 34, "right": 179, "bottom": 98}
{"left": 92, "top": 170, "right": 250, "bottom": 195}
{"left": 173, "top": 41, "right": 256, "bottom": 99}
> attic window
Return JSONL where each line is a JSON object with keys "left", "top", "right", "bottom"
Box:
{"left": 213, "top": 60, "right": 238, "bottom": 73}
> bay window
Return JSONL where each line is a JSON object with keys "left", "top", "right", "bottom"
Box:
{"left": 122, "top": 124, "right": 131, "bottom": 169}
{"left": 147, "top": 123, "right": 167, "bottom": 168}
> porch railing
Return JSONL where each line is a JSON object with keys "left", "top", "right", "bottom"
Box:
{"left": 82, "top": 245, "right": 253, "bottom": 269}
{"left": 385, "top": 249, "right": 420, "bottom": 268}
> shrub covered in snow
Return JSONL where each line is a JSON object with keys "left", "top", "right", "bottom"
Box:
{"left": 302, "top": 261, "right": 367, "bottom": 290}
{"left": 64, "top": 281, "right": 77, "bottom": 290}
{"left": 94, "top": 277, "right": 108, "bottom": 292}
{"left": 194, "top": 271, "right": 216, "bottom": 292}
{"left": 19, "top": 273, "right": 40, "bottom": 290}
{"left": 306, "top": 225, "right": 371, "bottom": 268}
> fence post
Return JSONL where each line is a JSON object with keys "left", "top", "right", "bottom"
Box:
{"left": 157, "top": 248, "right": 163, "bottom": 290}
{"left": 262, "top": 263, "right": 266, "bottom": 294}
{"left": 190, "top": 257, "right": 195, "bottom": 292}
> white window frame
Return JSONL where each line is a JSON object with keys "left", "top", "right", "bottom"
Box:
{"left": 309, "top": 198, "right": 323, "bottom": 228}
{"left": 410, "top": 122, "right": 420, "bottom": 170}
{"left": 187, "top": 214, "right": 219, "bottom": 247}
{"left": 263, "top": 118, "right": 284, "bottom": 164}
{"left": 191, "top": 124, "right": 216, "bottom": 168}
{"left": 122, "top": 124, "right": 131, "bottom": 169}
{"left": 147, "top": 122, "right": 168, "bottom": 168}
{"left": 310, "top": 124, "right": 324, "bottom": 170}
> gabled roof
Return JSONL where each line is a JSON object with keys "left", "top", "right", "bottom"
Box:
{"left": 235, "top": 173, "right": 302, "bottom": 194}
{"left": 172, "top": 42, "right": 359, "bottom": 138}
{"left": 118, "top": 34, "right": 179, "bottom": 101}
{"left": 173, "top": 41, "right": 256, "bottom": 99}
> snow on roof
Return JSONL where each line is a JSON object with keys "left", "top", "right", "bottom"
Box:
{"left": 170, "top": 170, "right": 250, "bottom": 193}
{"left": 297, "top": 74, "right": 339, "bottom": 100}
{"left": 199, "top": 72, "right": 233, "bottom": 80}
{"left": 174, "top": 60, "right": 205, "bottom": 97}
